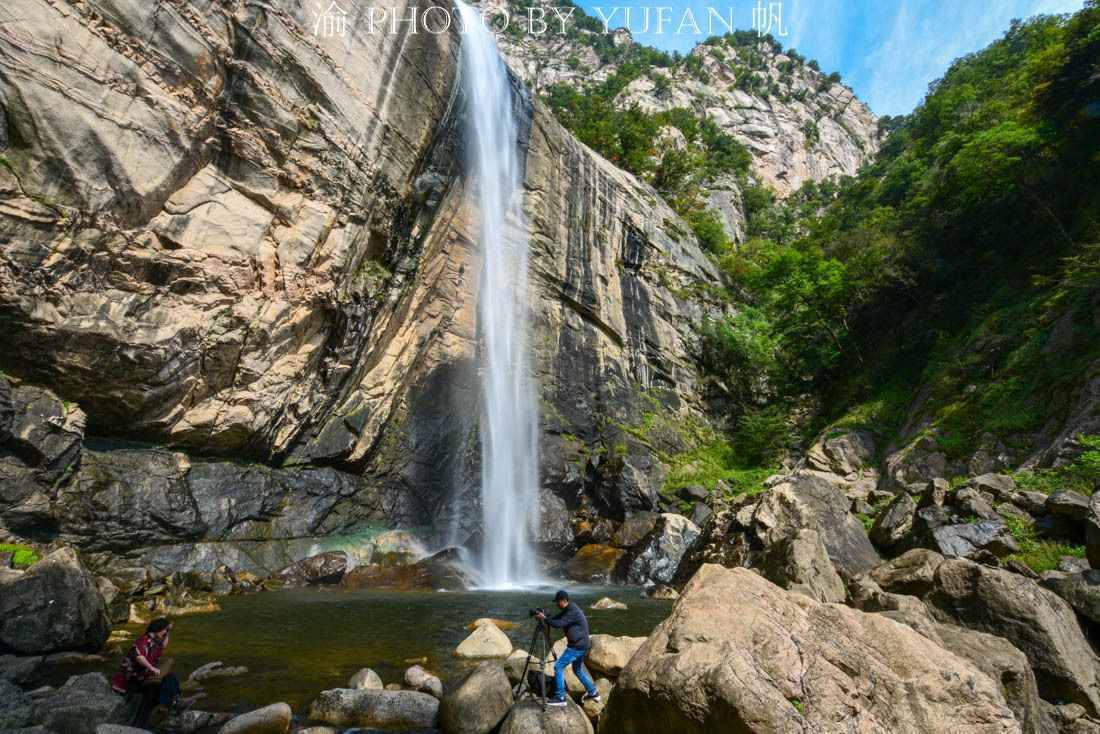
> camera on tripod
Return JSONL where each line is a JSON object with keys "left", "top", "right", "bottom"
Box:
{"left": 527, "top": 607, "right": 545, "bottom": 618}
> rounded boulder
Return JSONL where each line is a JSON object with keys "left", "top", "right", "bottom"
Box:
{"left": 347, "top": 667, "right": 383, "bottom": 690}
{"left": 439, "top": 662, "right": 514, "bottom": 734}
{"left": 218, "top": 703, "right": 292, "bottom": 734}
{"left": 308, "top": 688, "right": 438, "bottom": 729}
{"left": 404, "top": 664, "right": 443, "bottom": 699}
{"left": 455, "top": 623, "right": 513, "bottom": 658}
{"left": 499, "top": 698, "right": 593, "bottom": 734}
{"left": 0, "top": 549, "right": 110, "bottom": 654}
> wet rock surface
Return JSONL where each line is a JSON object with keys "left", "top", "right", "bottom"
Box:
{"left": 274, "top": 552, "right": 348, "bottom": 588}
{"left": 621, "top": 514, "right": 700, "bottom": 586}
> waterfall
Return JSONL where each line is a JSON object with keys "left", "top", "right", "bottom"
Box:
{"left": 456, "top": 1, "right": 541, "bottom": 588}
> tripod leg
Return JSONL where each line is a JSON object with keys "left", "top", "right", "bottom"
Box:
{"left": 537, "top": 623, "right": 547, "bottom": 709}
{"left": 542, "top": 623, "right": 554, "bottom": 709}
{"left": 517, "top": 621, "right": 543, "bottom": 700}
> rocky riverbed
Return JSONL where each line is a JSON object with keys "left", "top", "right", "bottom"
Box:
{"left": 6, "top": 368, "right": 1100, "bottom": 732}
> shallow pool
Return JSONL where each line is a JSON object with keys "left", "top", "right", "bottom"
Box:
{"left": 69, "top": 585, "right": 672, "bottom": 713}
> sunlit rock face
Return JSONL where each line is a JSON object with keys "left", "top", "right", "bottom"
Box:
{"left": 0, "top": 0, "right": 723, "bottom": 554}
{"left": 481, "top": 0, "right": 881, "bottom": 197}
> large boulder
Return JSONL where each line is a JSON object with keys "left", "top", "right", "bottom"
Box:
{"left": 973, "top": 474, "right": 1019, "bottom": 502}
{"left": 1086, "top": 493, "right": 1100, "bottom": 568}
{"left": 404, "top": 664, "right": 443, "bottom": 699}
{"left": 1041, "top": 570, "right": 1100, "bottom": 625}
{"left": 2, "top": 382, "right": 85, "bottom": 487}
{"left": 870, "top": 548, "right": 945, "bottom": 597}
{"left": 750, "top": 471, "right": 879, "bottom": 578}
{"left": 688, "top": 502, "right": 712, "bottom": 528}
{"left": 500, "top": 698, "right": 593, "bottom": 734}
{"left": 869, "top": 492, "right": 916, "bottom": 551}
{"left": 167, "top": 710, "right": 234, "bottom": 734}
{"left": 621, "top": 514, "right": 700, "bottom": 585}
{"left": 585, "top": 635, "right": 645, "bottom": 678}
{"left": 307, "top": 688, "right": 439, "bottom": 730}
{"left": 601, "top": 564, "right": 1018, "bottom": 734}
{"left": 953, "top": 487, "right": 999, "bottom": 520}
{"left": 96, "top": 577, "right": 130, "bottom": 625}
{"left": 32, "top": 673, "right": 127, "bottom": 734}
{"left": 929, "top": 520, "right": 1019, "bottom": 558}
{"left": 0, "top": 653, "right": 44, "bottom": 685}
{"left": 0, "top": 678, "right": 33, "bottom": 731}
{"left": 926, "top": 558, "right": 1100, "bottom": 714}
{"left": 274, "top": 551, "right": 347, "bottom": 587}
{"left": 611, "top": 513, "right": 659, "bottom": 548}
{"left": 455, "top": 623, "right": 513, "bottom": 658}
{"left": 438, "top": 662, "right": 513, "bottom": 734}
{"left": 594, "top": 450, "right": 665, "bottom": 520}
{"left": 341, "top": 548, "right": 470, "bottom": 591}
{"left": 0, "top": 548, "right": 110, "bottom": 654}
{"left": 466, "top": 618, "right": 517, "bottom": 632}
{"left": 933, "top": 624, "right": 1054, "bottom": 734}
{"left": 1046, "top": 491, "right": 1090, "bottom": 522}
{"left": 805, "top": 430, "right": 876, "bottom": 476}
{"left": 347, "top": 668, "right": 383, "bottom": 690}
{"left": 590, "top": 597, "right": 627, "bottom": 611}
{"left": 218, "top": 703, "right": 292, "bottom": 734}
{"left": 504, "top": 649, "right": 540, "bottom": 684}
{"left": 756, "top": 528, "right": 846, "bottom": 603}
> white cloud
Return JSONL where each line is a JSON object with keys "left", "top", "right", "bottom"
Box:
{"left": 860, "top": 0, "right": 1085, "bottom": 115}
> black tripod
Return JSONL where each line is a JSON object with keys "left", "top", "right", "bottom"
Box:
{"left": 515, "top": 617, "right": 558, "bottom": 710}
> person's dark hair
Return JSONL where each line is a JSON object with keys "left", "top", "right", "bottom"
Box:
{"left": 146, "top": 617, "right": 171, "bottom": 635}
{"left": 554, "top": 589, "right": 569, "bottom": 603}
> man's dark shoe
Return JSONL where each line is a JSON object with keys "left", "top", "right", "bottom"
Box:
{"left": 546, "top": 696, "right": 568, "bottom": 707}
{"left": 582, "top": 692, "right": 601, "bottom": 704}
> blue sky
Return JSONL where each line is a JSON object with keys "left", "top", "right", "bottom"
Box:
{"left": 574, "top": 0, "right": 1087, "bottom": 115}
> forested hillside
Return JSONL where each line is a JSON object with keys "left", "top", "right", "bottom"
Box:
{"left": 546, "top": 2, "right": 1100, "bottom": 508}
{"left": 732, "top": 3, "right": 1097, "bottom": 461}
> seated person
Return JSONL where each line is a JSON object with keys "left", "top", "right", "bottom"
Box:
{"left": 111, "top": 617, "right": 187, "bottom": 726}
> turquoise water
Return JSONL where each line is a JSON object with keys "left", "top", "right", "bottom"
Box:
{"left": 69, "top": 586, "right": 671, "bottom": 714}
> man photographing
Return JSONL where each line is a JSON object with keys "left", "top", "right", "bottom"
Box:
{"left": 535, "top": 589, "right": 600, "bottom": 707}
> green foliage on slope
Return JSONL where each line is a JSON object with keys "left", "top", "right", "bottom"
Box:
{"left": 0, "top": 543, "right": 39, "bottom": 568}
{"left": 544, "top": 70, "right": 751, "bottom": 250}
{"left": 537, "top": 11, "right": 841, "bottom": 256}
{"left": 1004, "top": 514, "right": 1086, "bottom": 573}
{"left": 698, "top": 3, "right": 1100, "bottom": 463}
{"left": 1015, "top": 435, "right": 1100, "bottom": 495}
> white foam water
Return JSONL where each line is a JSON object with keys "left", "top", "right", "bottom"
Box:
{"left": 456, "top": 1, "right": 541, "bottom": 589}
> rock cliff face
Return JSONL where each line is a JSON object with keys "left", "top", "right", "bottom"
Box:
{"left": 0, "top": 0, "right": 720, "bottom": 566}
{"left": 483, "top": 0, "right": 881, "bottom": 196}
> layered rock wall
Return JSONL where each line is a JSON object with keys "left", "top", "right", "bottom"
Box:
{"left": 0, "top": 0, "right": 722, "bottom": 563}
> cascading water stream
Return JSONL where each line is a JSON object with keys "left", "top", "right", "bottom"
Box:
{"left": 456, "top": 1, "right": 541, "bottom": 588}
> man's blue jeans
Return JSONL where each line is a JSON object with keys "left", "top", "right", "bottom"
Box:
{"left": 554, "top": 646, "right": 598, "bottom": 699}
